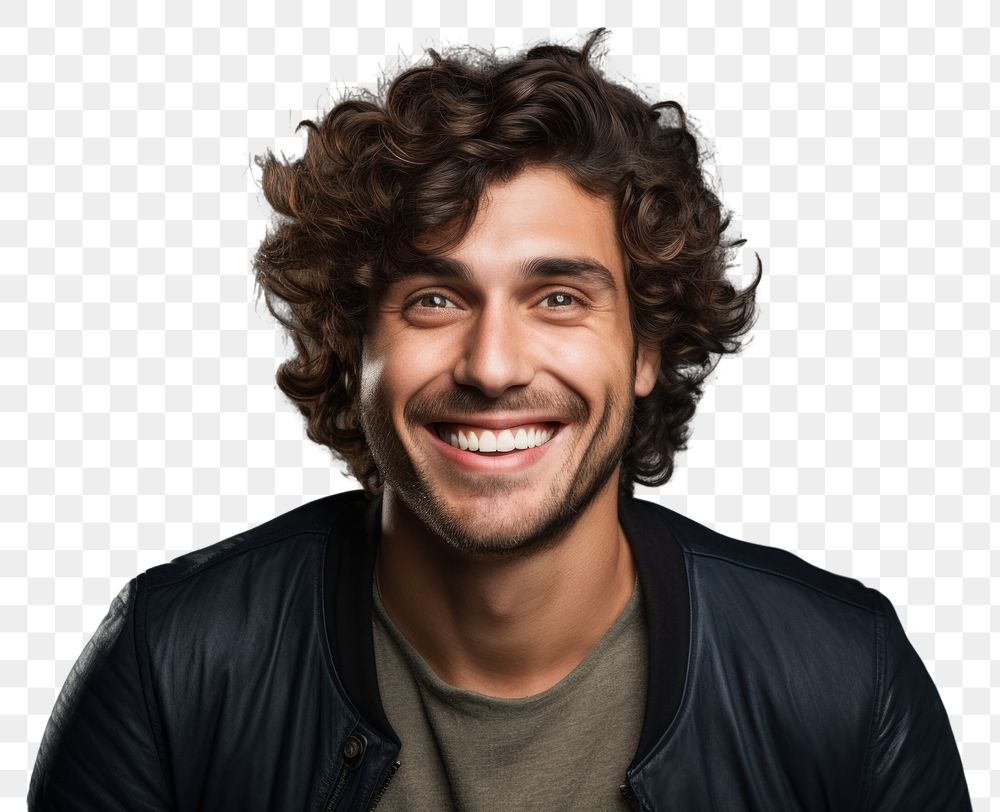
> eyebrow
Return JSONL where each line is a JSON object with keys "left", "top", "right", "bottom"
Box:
{"left": 417, "top": 256, "right": 619, "bottom": 292}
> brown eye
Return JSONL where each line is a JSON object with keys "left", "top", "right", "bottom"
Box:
{"left": 540, "top": 292, "right": 576, "bottom": 308}
{"left": 417, "top": 293, "right": 455, "bottom": 308}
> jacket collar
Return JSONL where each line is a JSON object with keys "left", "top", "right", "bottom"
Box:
{"left": 619, "top": 496, "right": 689, "bottom": 769}
{"left": 323, "top": 493, "right": 400, "bottom": 745}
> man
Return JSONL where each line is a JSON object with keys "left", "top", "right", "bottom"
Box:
{"left": 30, "top": 30, "right": 970, "bottom": 810}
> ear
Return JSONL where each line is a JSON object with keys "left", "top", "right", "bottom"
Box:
{"left": 634, "top": 340, "right": 660, "bottom": 398}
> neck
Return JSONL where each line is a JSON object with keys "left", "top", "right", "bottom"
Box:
{"left": 376, "top": 479, "right": 636, "bottom": 698}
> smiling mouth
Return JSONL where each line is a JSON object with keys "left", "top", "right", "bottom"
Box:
{"left": 433, "top": 422, "right": 560, "bottom": 453}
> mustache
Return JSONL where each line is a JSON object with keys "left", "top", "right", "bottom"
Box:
{"left": 404, "top": 387, "right": 589, "bottom": 425}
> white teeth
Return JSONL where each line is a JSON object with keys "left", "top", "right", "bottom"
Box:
{"left": 437, "top": 424, "right": 556, "bottom": 453}
{"left": 496, "top": 429, "right": 515, "bottom": 452}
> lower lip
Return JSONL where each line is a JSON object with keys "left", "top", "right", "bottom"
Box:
{"left": 424, "top": 425, "right": 561, "bottom": 473}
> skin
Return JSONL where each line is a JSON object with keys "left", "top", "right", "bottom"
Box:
{"left": 360, "top": 165, "right": 660, "bottom": 698}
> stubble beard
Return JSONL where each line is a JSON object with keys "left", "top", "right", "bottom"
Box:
{"left": 359, "top": 383, "right": 634, "bottom": 557}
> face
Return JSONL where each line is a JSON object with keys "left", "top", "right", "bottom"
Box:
{"left": 360, "top": 166, "right": 659, "bottom": 555}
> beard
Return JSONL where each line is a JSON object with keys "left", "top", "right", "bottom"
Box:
{"left": 359, "top": 381, "right": 634, "bottom": 557}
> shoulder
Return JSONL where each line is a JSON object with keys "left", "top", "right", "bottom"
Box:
{"left": 133, "top": 489, "right": 374, "bottom": 658}
{"left": 630, "top": 499, "right": 890, "bottom": 773}
{"left": 625, "top": 495, "right": 894, "bottom": 704}
{"left": 623, "top": 504, "right": 970, "bottom": 805}
{"left": 626, "top": 496, "right": 883, "bottom": 617}
{"left": 142, "top": 489, "right": 372, "bottom": 590}
{"left": 135, "top": 488, "right": 375, "bottom": 621}
{"left": 120, "top": 490, "right": 375, "bottom": 732}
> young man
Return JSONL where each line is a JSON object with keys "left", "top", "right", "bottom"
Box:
{"left": 30, "top": 32, "right": 970, "bottom": 810}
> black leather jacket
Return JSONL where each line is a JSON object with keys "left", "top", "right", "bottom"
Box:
{"left": 29, "top": 491, "right": 971, "bottom": 810}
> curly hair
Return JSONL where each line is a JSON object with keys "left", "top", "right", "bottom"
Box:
{"left": 253, "top": 29, "right": 761, "bottom": 495}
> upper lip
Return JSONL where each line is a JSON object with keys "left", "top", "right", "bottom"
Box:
{"left": 427, "top": 415, "right": 565, "bottom": 430}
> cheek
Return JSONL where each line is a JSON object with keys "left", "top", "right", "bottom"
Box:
{"left": 538, "top": 323, "right": 632, "bottom": 372}
{"left": 361, "top": 336, "right": 441, "bottom": 414}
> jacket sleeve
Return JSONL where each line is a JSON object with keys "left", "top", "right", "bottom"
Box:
{"left": 28, "top": 578, "right": 174, "bottom": 811}
{"left": 861, "top": 591, "right": 972, "bottom": 811}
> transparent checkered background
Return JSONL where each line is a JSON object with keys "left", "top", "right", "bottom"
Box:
{"left": 1, "top": 0, "right": 995, "bottom": 808}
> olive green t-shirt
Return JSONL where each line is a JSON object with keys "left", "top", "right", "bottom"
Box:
{"left": 372, "top": 581, "right": 648, "bottom": 810}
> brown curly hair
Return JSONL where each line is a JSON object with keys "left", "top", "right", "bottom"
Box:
{"left": 253, "top": 29, "right": 761, "bottom": 495}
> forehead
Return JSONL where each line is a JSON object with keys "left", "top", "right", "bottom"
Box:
{"left": 426, "top": 166, "right": 624, "bottom": 286}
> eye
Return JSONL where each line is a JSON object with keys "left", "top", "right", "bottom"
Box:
{"left": 539, "top": 292, "right": 578, "bottom": 308}
{"left": 411, "top": 293, "right": 456, "bottom": 309}
{"left": 400, "top": 290, "right": 462, "bottom": 325}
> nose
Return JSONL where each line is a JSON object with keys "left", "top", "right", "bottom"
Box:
{"left": 452, "top": 304, "right": 535, "bottom": 398}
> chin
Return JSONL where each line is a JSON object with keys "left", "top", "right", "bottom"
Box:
{"left": 420, "top": 498, "right": 571, "bottom": 557}
{"left": 401, "top": 467, "right": 606, "bottom": 558}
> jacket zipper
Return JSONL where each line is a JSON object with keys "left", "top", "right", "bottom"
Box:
{"left": 366, "top": 759, "right": 401, "bottom": 810}
{"left": 324, "top": 733, "right": 368, "bottom": 812}
{"left": 619, "top": 781, "right": 637, "bottom": 809}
